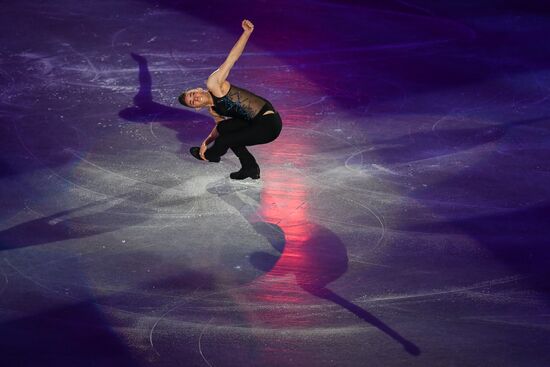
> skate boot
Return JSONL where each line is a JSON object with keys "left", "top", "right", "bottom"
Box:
{"left": 190, "top": 147, "right": 220, "bottom": 162}
{"left": 230, "top": 166, "right": 260, "bottom": 180}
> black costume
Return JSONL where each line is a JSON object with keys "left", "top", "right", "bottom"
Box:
{"left": 201, "top": 84, "right": 282, "bottom": 178}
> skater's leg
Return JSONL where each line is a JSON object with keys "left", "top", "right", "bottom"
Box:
{"left": 205, "top": 116, "right": 281, "bottom": 161}
{"left": 191, "top": 118, "right": 249, "bottom": 162}
{"left": 228, "top": 146, "right": 260, "bottom": 179}
{"left": 216, "top": 118, "right": 250, "bottom": 135}
{"left": 230, "top": 146, "right": 258, "bottom": 169}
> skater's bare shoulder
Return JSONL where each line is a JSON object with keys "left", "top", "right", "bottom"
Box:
{"left": 206, "top": 78, "right": 230, "bottom": 98}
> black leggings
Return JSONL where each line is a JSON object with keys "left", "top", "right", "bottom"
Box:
{"left": 204, "top": 110, "right": 282, "bottom": 168}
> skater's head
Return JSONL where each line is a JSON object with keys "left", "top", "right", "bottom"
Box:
{"left": 178, "top": 88, "right": 210, "bottom": 110}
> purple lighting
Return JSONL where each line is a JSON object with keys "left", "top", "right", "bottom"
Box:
{"left": 1, "top": 1, "right": 550, "bottom": 366}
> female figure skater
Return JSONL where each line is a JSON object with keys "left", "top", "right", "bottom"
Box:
{"left": 178, "top": 19, "right": 282, "bottom": 180}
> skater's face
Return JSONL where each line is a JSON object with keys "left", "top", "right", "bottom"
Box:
{"left": 184, "top": 88, "right": 208, "bottom": 108}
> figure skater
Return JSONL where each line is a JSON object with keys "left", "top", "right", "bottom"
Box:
{"left": 178, "top": 19, "right": 282, "bottom": 180}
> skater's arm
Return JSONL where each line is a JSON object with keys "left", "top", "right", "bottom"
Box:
{"left": 199, "top": 125, "right": 220, "bottom": 160}
{"left": 207, "top": 19, "right": 254, "bottom": 90}
{"left": 208, "top": 106, "right": 225, "bottom": 123}
{"left": 203, "top": 125, "right": 219, "bottom": 146}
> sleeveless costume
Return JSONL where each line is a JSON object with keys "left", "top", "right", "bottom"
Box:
{"left": 210, "top": 84, "right": 270, "bottom": 120}
{"left": 203, "top": 84, "right": 282, "bottom": 172}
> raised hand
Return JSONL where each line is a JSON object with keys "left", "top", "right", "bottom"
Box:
{"left": 242, "top": 19, "right": 254, "bottom": 33}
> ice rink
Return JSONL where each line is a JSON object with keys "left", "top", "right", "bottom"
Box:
{"left": 1, "top": 1, "right": 549, "bottom": 366}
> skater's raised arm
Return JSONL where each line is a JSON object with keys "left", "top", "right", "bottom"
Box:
{"left": 207, "top": 19, "right": 254, "bottom": 91}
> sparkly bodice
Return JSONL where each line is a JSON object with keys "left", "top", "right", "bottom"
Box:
{"left": 210, "top": 84, "right": 268, "bottom": 120}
